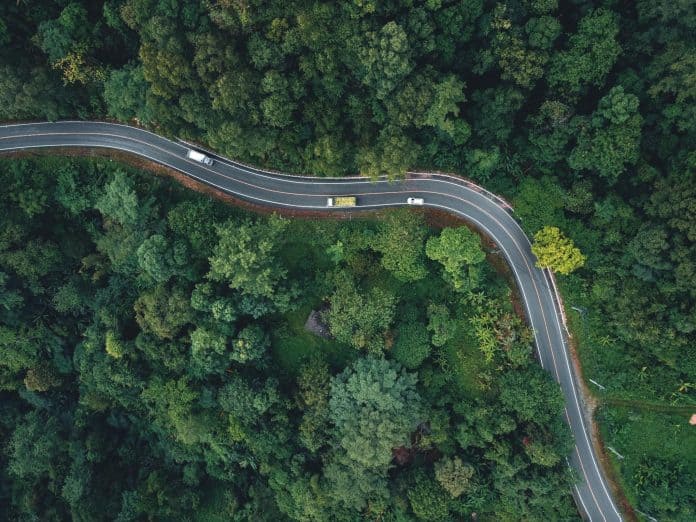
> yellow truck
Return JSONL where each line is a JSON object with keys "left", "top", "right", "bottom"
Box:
{"left": 326, "top": 196, "right": 357, "bottom": 207}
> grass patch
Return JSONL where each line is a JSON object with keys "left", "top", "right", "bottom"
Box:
{"left": 598, "top": 406, "right": 696, "bottom": 468}
{"left": 597, "top": 405, "right": 696, "bottom": 520}
{"left": 442, "top": 319, "right": 490, "bottom": 398}
{"left": 272, "top": 303, "right": 355, "bottom": 376}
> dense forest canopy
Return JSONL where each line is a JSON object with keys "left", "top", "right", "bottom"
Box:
{"left": 0, "top": 0, "right": 695, "bottom": 520}
{"left": 0, "top": 157, "right": 577, "bottom": 520}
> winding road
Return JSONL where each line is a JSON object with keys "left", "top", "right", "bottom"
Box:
{"left": 0, "top": 121, "right": 622, "bottom": 521}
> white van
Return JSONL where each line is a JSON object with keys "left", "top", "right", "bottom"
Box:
{"left": 187, "top": 149, "right": 214, "bottom": 166}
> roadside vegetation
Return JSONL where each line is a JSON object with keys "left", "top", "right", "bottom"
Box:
{"left": 1, "top": 1, "right": 695, "bottom": 520}
{"left": 596, "top": 406, "right": 695, "bottom": 521}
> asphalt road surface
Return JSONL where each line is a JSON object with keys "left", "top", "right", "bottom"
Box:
{"left": 0, "top": 121, "right": 622, "bottom": 521}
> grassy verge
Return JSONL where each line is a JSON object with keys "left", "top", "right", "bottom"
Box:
{"left": 596, "top": 405, "right": 695, "bottom": 521}
{"left": 558, "top": 275, "right": 693, "bottom": 404}
{"left": 557, "top": 275, "right": 696, "bottom": 521}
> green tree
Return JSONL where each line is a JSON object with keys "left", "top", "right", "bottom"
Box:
{"left": 296, "top": 357, "right": 331, "bottom": 453}
{"left": 329, "top": 356, "right": 423, "bottom": 470}
{"left": 54, "top": 162, "right": 96, "bottom": 215}
{"left": 260, "top": 70, "right": 296, "bottom": 128}
{"left": 357, "top": 125, "right": 419, "bottom": 179}
{"left": 0, "top": 271, "right": 23, "bottom": 314}
{"left": 525, "top": 101, "right": 574, "bottom": 173}
{"left": 36, "top": 3, "right": 91, "bottom": 63}
{"left": 8, "top": 411, "right": 67, "bottom": 486}
{"left": 547, "top": 9, "right": 621, "bottom": 95}
{"left": 525, "top": 16, "right": 561, "bottom": 50}
{"left": 325, "top": 273, "right": 396, "bottom": 353}
{"left": 466, "top": 147, "right": 500, "bottom": 183}
{"left": 490, "top": 5, "right": 548, "bottom": 89}
{"left": 568, "top": 86, "right": 642, "bottom": 182}
{"left": 0, "top": 65, "right": 68, "bottom": 121}
{"left": 434, "top": 456, "right": 474, "bottom": 498}
{"left": 514, "top": 176, "right": 566, "bottom": 233}
{"left": 322, "top": 453, "right": 389, "bottom": 511}
{"left": 392, "top": 321, "right": 431, "bottom": 369}
{"left": 427, "top": 303, "right": 457, "bottom": 347}
{"left": 469, "top": 87, "right": 524, "bottom": 144}
{"left": 167, "top": 199, "right": 219, "bottom": 253}
{"left": 371, "top": 209, "right": 428, "bottom": 282}
{"left": 647, "top": 43, "right": 696, "bottom": 136}
{"left": 426, "top": 226, "right": 485, "bottom": 289}
{"left": 358, "top": 21, "right": 413, "bottom": 100}
{"left": 499, "top": 366, "right": 565, "bottom": 424}
{"left": 103, "top": 63, "right": 151, "bottom": 122}
{"left": 424, "top": 75, "right": 467, "bottom": 138}
{"left": 531, "top": 226, "right": 586, "bottom": 275}
{"left": 407, "top": 470, "right": 451, "bottom": 521}
{"left": 0, "top": 17, "right": 8, "bottom": 46}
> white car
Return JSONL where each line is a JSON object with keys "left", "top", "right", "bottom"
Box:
{"left": 187, "top": 149, "right": 214, "bottom": 166}
{"left": 407, "top": 197, "right": 424, "bottom": 205}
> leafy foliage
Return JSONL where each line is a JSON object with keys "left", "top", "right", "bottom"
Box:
{"left": 0, "top": 157, "right": 577, "bottom": 521}
{"left": 2, "top": 0, "right": 695, "bottom": 517}
{"left": 329, "top": 356, "right": 423, "bottom": 470}
{"left": 531, "top": 226, "right": 586, "bottom": 275}
{"left": 426, "top": 226, "right": 486, "bottom": 289}
{"left": 324, "top": 272, "right": 396, "bottom": 353}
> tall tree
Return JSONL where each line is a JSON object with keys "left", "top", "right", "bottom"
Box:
{"left": 328, "top": 356, "right": 423, "bottom": 470}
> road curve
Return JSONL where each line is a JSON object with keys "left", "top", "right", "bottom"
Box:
{"left": 0, "top": 121, "right": 621, "bottom": 521}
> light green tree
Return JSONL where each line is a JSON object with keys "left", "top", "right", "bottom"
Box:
{"left": 189, "top": 327, "right": 228, "bottom": 375}
{"left": 208, "top": 216, "right": 294, "bottom": 316}
{"left": 531, "top": 226, "right": 586, "bottom": 275}
{"left": 231, "top": 325, "right": 269, "bottom": 363}
{"left": 23, "top": 362, "right": 61, "bottom": 392}
{"left": 136, "top": 235, "right": 192, "bottom": 283}
{"left": 96, "top": 170, "right": 153, "bottom": 227}
{"left": 357, "top": 125, "right": 419, "bottom": 180}
{"left": 134, "top": 285, "right": 192, "bottom": 340}
{"left": 105, "top": 331, "right": 126, "bottom": 359}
